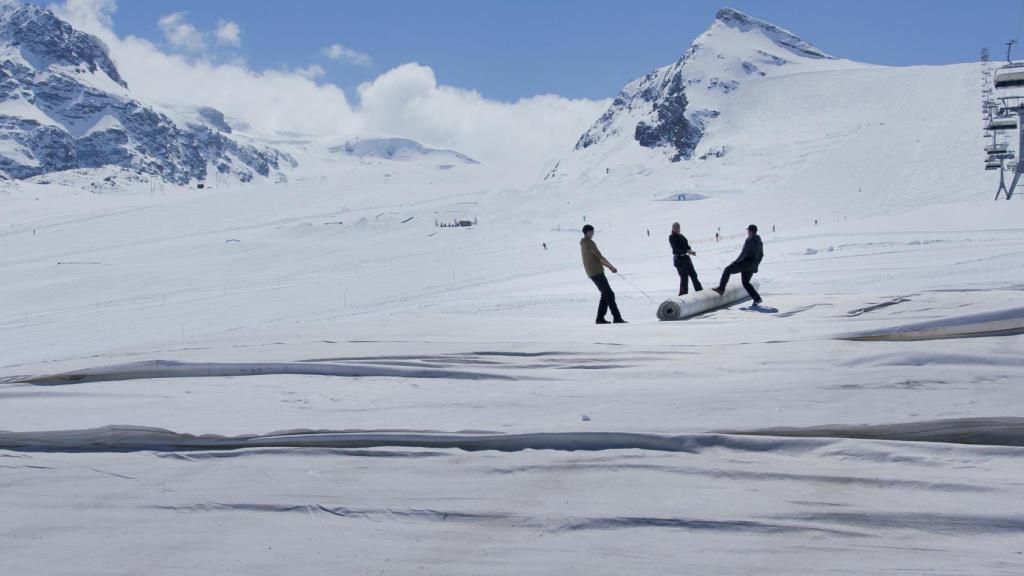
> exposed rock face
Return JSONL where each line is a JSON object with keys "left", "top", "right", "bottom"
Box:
{"left": 0, "top": 0, "right": 294, "bottom": 183}
{"left": 632, "top": 73, "right": 703, "bottom": 161}
{"left": 574, "top": 56, "right": 706, "bottom": 162}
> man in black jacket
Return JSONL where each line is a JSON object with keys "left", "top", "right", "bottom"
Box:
{"left": 669, "top": 222, "right": 702, "bottom": 295}
{"left": 711, "top": 224, "right": 763, "bottom": 304}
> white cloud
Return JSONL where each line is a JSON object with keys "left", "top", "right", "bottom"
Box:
{"left": 158, "top": 12, "right": 206, "bottom": 52}
{"left": 102, "top": 37, "right": 358, "bottom": 136}
{"left": 50, "top": 0, "right": 116, "bottom": 34}
{"left": 294, "top": 64, "right": 325, "bottom": 80}
{"left": 48, "top": 1, "right": 609, "bottom": 175}
{"left": 215, "top": 20, "right": 241, "bottom": 47}
{"left": 356, "top": 63, "right": 607, "bottom": 172}
{"left": 322, "top": 43, "right": 372, "bottom": 66}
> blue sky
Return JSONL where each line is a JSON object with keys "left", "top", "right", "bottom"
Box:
{"left": 33, "top": 0, "right": 1024, "bottom": 101}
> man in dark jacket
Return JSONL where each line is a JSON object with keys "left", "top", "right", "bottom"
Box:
{"left": 669, "top": 222, "right": 702, "bottom": 295}
{"left": 580, "top": 224, "right": 626, "bottom": 324}
{"left": 711, "top": 224, "right": 763, "bottom": 304}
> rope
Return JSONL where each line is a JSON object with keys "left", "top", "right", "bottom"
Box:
{"left": 693, "top": 253, "right": 725, "bottom": 270}
{"left": 615, "top": 272, "right": 653, "bottom": 302}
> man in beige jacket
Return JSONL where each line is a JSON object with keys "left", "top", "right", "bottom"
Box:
{"left": 580, "top": 224, "right": 626, "bottom": 324}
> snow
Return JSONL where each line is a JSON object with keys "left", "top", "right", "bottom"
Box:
{"left": 0, "top": 94, "right": 60, "bottom": 127}
{"left": 2, "top": 163, "right": 1022, "bottom": 575}
{"left": 82, "top": 114, "right": 124, "bottom": 136}
{"left": 50, "top": 62, "right": 133, "bottom": 99}
{"left": 0, "top": 136, "right": 36, "bottom": 166}
{"left": 2, "top": 8, "right": 1024, "bottom": 576}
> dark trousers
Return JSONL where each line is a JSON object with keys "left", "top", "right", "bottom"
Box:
{"left": 718, "top": 264, "right": 761, "bottom": 302}
{"left": 674, "top": 256, "right": 702, "bottom": 295}
{"left": 590, "top": 273, "right": 623, "bottom": 321}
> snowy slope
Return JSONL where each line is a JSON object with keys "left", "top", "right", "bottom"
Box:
{"left": 549, "top": 61, "right": 985, "bottom": 223}
{"left": 1, "top": 175, "right": 1022, "bottom": 574}
{"left": 548, "top": 7, "right": 985, "bottom": 225}
{"left": 1, "top": 5, "right": 1023, "bottom": 576}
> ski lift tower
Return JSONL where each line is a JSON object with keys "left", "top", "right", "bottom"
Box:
{"left": 982, "top": 48, "right": 994, "bottom": 121}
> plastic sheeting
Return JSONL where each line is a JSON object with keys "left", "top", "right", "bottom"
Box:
{"left": 656, "top": 280, "right": 759, "bottom": 321}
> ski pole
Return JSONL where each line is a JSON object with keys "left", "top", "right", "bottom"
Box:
{"left": 615, "top": 272, "right": 653, "bottom": 301}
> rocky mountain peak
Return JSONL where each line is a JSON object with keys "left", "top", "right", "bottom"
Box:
{"left": 569, "top": 7, "right": 836, "bottom": 168}
{"left": 0, "top": 0, "right": 294, "bottom": 184}
{"left": 711, "top": 7, "right": 832, "bottom": 60}
{"left": 0, "top": 1, "right": 126, "bottom": 87}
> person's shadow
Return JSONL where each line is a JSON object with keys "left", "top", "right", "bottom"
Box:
{"left": 741, "top": 305, "right": 779, "bottom": 314}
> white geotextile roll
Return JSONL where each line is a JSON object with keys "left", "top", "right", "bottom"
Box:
{"left": 656, "top": 280, "right": 759, "bottom": 321}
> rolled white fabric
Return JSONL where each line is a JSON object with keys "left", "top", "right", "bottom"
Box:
{"left": 657, "top": 280, "right": 759, "bottom": 321}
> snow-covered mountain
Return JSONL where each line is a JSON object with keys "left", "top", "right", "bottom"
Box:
{"left": 0, "top": 0, "right": 294, "bottom": 184}
{"left": 550, "top": 8, "right": 871, "bottom": 178}
{"left": 544, "top": 7, "right": 982, "bottom": 218}
{"left": 330, "top": 137, "right": 479, "bottom": 166}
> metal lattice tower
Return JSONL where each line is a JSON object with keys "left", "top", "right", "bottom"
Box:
{"left": 982, "top": 48, "right": 993, "bottom": 117}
